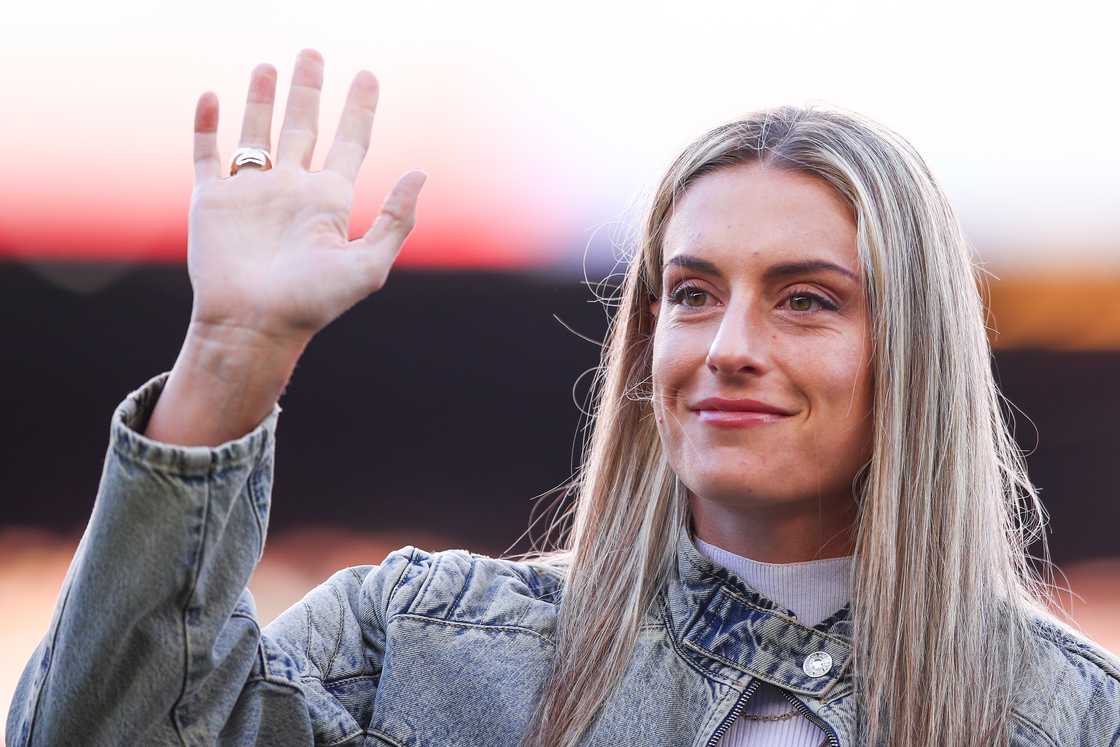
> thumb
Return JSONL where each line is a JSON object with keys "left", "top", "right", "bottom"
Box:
{"left": 358, "top": 170, "right": 426, "bottom": 261}
{"left": 342, "top": 170, "right": 426, "bottom": 295}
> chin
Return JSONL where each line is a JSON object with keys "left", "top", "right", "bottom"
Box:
{"left": 683, "top": 472, "right": 792, "bottom": 505}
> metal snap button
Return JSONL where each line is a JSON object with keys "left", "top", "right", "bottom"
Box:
{"left": 803, "top": 650, "right": 833, "bottom": 678}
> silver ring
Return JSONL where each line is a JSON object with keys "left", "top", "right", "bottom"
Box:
{"left": 229, "top": 146, "right": 273, "bottom": 176}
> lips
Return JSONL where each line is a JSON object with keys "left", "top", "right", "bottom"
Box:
{"left": 689, "top": 397, "right": 795, "bottom": 416}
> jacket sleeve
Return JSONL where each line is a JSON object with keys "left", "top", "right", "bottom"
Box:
{"left": 3, "top": 370, "right": 415, "bottom": 747}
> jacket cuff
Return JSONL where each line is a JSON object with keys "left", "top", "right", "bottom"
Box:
{"left": 110, "top": 370, "right": 283, "bottom": 476}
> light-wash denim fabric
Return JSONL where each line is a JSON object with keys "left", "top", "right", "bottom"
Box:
{"left": 7, "top": 370, "right": 1120, "bottom": 746}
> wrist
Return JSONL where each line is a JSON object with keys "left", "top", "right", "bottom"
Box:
{"left": 141, "top": 324, "right": 306, "bottom": 447}
{"left": 185, "top": 318, "right": 310, "bottom": 362}
{"left": 179, "top": 321, "right": 306, "bottom": 405}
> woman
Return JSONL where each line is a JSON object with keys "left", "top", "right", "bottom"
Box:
{"left": 7, "top": 48, "right": 1118, "bottom": 747}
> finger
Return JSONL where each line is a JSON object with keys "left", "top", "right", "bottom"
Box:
{"left": 193, "top": 91, "right": 221, "bottom": 183}
{"left": 238, "top": 63, "right": 277, "bottom": 152}
{"left": 276, "top": 48, "right": 324, "bottom": 169}
{"left": 347, "top": 170, "right": 427, "bottom": 287}
{"left": 322, "top": 70, "right": 379, "bottom": 184}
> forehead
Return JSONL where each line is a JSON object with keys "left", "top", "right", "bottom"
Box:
{"left": 662, "top": 162, "right": 858, "bottom": 272}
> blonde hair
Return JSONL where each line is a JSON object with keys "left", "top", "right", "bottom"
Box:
{"left": 507, "top": 104, "right": 1057, "bottom": 746}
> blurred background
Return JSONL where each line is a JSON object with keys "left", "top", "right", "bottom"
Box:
{"left": 2, "top": 0, "right": 1118, "bottom": 737}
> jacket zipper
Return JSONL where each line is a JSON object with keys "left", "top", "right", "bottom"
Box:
{"left": 779, "top": 688, "right": 841, "bottom": 747}
{"left": 703, "top": 678, "right": 762, "bottom": 747}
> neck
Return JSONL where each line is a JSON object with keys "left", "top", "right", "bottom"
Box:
{"left": 688, "top": 491, "right": 857, "bottom": 563}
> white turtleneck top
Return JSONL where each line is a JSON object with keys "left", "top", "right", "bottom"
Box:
{"left": 694, "top": 537, "right": 853, "bottom": 747}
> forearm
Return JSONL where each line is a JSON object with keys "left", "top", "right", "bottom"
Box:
{"left": 144, "top": 321, "right": 307, "bottom": 447}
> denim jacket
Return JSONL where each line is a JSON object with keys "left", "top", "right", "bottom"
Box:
{"left": 7, "top": 370, "right": 1120, "bottom": 746}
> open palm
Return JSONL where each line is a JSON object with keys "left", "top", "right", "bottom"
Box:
{"left": 188, "top": 48, "right": 425, "bottom": 345}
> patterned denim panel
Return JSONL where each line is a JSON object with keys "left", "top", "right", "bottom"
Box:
{"left": 679, "top": 583, "right": 853, "bottom": 697}
{"left": 666, "top": 521, "right": 854, "bottom": 700}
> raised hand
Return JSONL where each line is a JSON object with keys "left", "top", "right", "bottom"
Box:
{"left": 188, "top": 48, "right": 425, "bottom": 347}
{"left": 142, "top": 50, "right": 425, "bottom": 447}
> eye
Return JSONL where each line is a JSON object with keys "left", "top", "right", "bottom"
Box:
{"left": 666, "top": 283, "right": 839, "bottom": 314}
{"left": 667, "top": 283, "right": 712, "bottom": 309}
{"left": 782, "top": 289, "right": 839, "bottom": 314}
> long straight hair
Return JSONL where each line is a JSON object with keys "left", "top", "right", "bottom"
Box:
{"left": 508, "top": 104, "right": 1057, "bottom": 747}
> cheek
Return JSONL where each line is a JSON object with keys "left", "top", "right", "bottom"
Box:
{"left": 650, "top": 328, "right": 698, "bottom": 426}
{"left": 650, "top": 325, "right": 672, "bottom": 387}
{"left": 651, "top": 332, "right": 689, "bottom": 409}
{"left": 650, "top": 337, "right": 672, "bottom": 416}
{"left": 812, "top": 347, "right": 874, "bottom": 430}
{"left": 652, "top": 324, "right": 708, "bottom": 381}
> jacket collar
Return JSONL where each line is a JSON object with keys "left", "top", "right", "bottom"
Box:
{"left": 662, "top": 518, "right": 855, "bottom": 700}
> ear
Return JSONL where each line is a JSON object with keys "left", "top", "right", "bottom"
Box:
{"left": 649, "top": 298, "right": 660, "bottom": 321}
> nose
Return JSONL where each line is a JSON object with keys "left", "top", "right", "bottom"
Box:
{"left": 705, "top": 302, "right": 768, "bottom": 376}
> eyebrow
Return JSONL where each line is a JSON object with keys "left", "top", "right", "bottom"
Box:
{"left": 663, "top": 253, "right": 859, "bottom": 283}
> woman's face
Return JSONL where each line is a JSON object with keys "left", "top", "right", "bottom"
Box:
{"left": 650, "top": 162, "right": 873, "bottom": 516}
